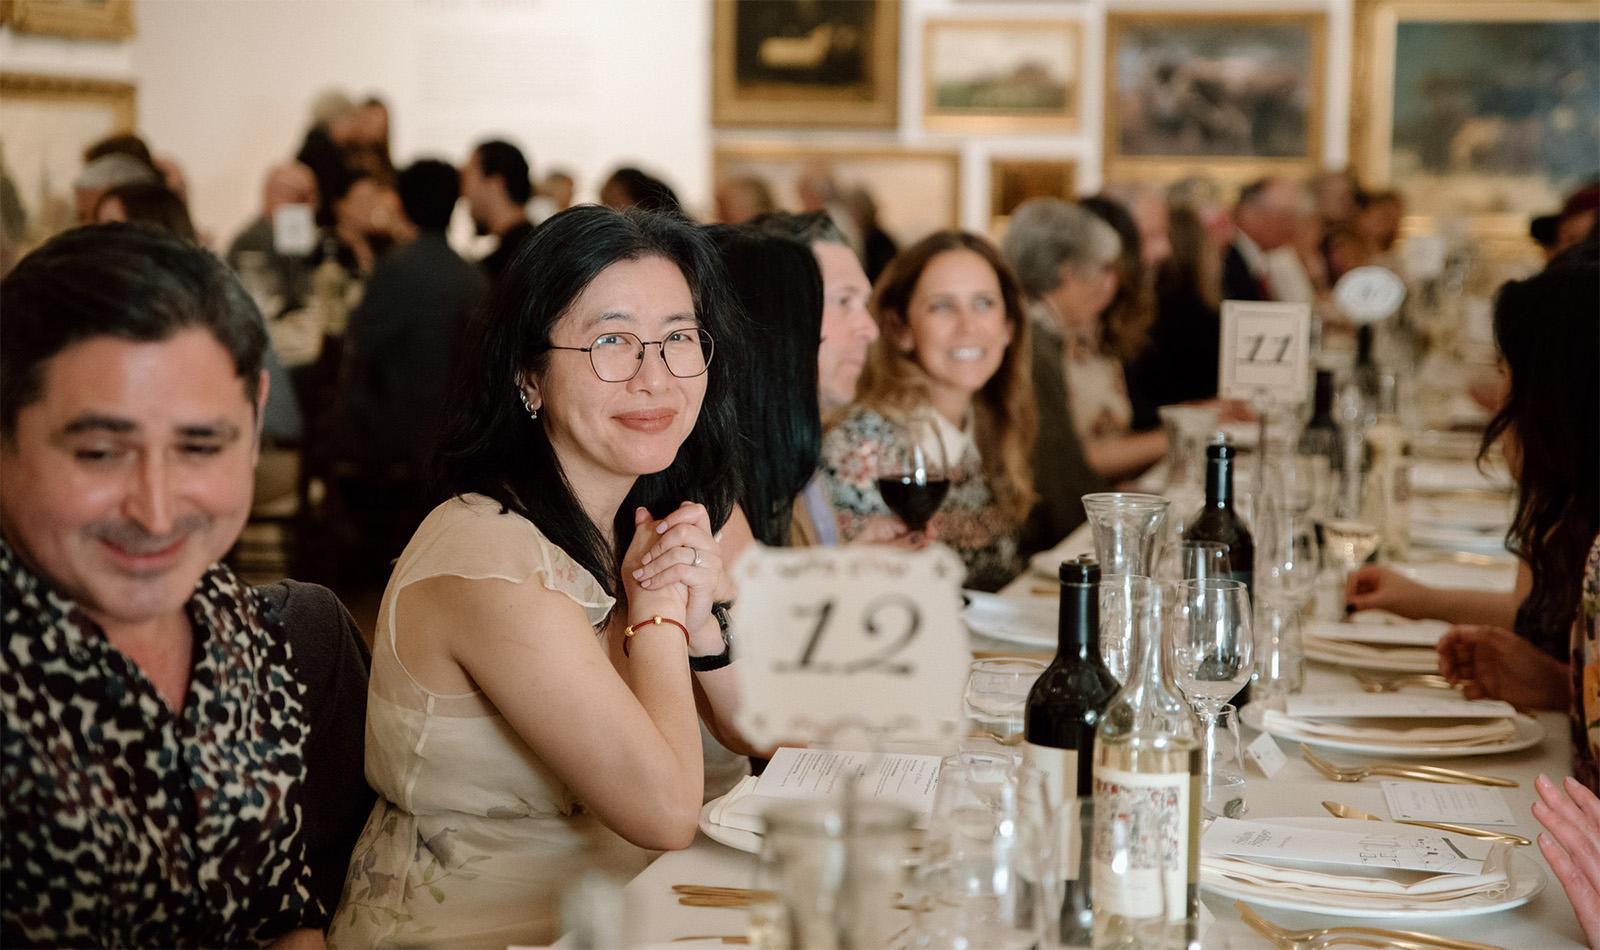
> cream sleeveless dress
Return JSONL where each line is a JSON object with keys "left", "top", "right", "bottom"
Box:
{"left": 327, "top": 495, "right": 656, "bottom": 948}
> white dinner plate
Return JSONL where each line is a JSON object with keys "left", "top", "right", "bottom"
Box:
{"left": 697, "top": 796, "right": 762, "bottom": 854}
{"left": 1027, "top": 536, "right": 1096, "bottom": 579}
{"left": 1410, "top": 522, "right": 1509, "bottom": 556}
{"left": 1303, "top": 637, "right": 1440, "bottom": 673}
{"left": 963, "top": 590, "right": 1055, "bottom": 648}
{"left": 1201, "top": 817, "right": 1545, "bottom": 919}
{"left": 1395, "top": 560, "right": 1517, "bottom": 593}
{"left": 1410, "top": 495, "right": 1510, "bottom": 533}
{"left": 1240, "top": 703, "right": 1544, "bottom": 759}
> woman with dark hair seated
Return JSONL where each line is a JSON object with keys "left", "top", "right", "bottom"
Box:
{"left": 705, "top": 225, "right": 824, "bottom": 549}
{"left": 1346, "top": 243, "right": 1600, "bottom": 787}
{"left": 820, "top": 230, "right": 1037, "bottom": 592}
{"left": 328, "top": 206, "right": 755, "bottom": 946}
{"left": 92, "top": 181, "right": 198, "bottom": 241}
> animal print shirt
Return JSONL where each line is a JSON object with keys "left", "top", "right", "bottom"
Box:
{"left": 0, "top": 540, "right": 323, "bottom": 946}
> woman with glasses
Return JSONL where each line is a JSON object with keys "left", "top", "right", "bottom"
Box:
{"left": 819, "top": 230, "right": 1037, "bottom": 592}
{"left": 329, "top": 206, "right": 756, "bottom": 947}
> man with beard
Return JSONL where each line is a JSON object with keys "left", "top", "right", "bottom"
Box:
{"left": 460, "top": 139, "right": 535, "bottom": 284}
{"left": 0, "top": 224, "right": 370, "bottom": 946}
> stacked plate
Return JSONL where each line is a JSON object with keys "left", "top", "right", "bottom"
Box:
{"left": 1302, "top": 614, "right": 1450, "bottom": 673}
{"left": 1200, "top": 817, "right": 1544, "bottom": 919}
{"left": 1241, "top": 692, "right": 1544, "bottom": 758}
{"left": 963, "top": 590, "right": 1055, "bottom": 649}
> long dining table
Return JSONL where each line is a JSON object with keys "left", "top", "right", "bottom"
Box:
{"left": 554, "top": 517, "right": 1587, "bottom": 949}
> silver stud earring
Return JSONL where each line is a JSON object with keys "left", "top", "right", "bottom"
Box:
{"left": 518, "top": 388, "right": 539, "bottom": 420}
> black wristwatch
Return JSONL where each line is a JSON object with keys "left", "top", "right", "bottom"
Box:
{"left": 690, "top": 601, "right": 734, "bottom": 672}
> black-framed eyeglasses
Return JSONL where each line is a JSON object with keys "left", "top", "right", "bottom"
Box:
{"left": 545, "top": 329, "right": 715, "bottom": 383}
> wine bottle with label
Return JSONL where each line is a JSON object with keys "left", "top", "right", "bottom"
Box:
{"left": 1091, "top": 575, "right": 1202, "bottom": 949}
{"left": 1187, "top": 438, "right": 1255, "bottom": 707}
{"left": 1298, "top": 368, "right": 1341, "bottom": 520}
{"left": 1025, "top": 555, "right": 1118, "bottom": 944}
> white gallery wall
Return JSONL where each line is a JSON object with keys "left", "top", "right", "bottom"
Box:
{"left": 2, "top": 0, "right": 1352, "bottom": 246}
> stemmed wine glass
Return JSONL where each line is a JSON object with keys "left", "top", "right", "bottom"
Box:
{"left": 1257, "top": 507, "right": 1321, "bottom": 612}
{"left": 1166, "top": 578, "right": 1253, "bottom": 818}
{"left": 1321, "top": 519, "right": 1381, "bottom": 610}
{"left": 877, "top": 415, "right": 951, "bottom": 536}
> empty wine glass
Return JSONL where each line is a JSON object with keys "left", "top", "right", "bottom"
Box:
{"left": 1321, "top": 519, "right": 1381, "bottom": 603}
{"left": 965, "top": 658, "right": 1046, "bottom": 741}
{"left": 1252, "top": 599, "right": 1305, "bottom": 703}
{"left": 1257, "top": 507, "right": 1320, "bottom": 611}
{"left": 1179, "top": 540, "right": 1231, "bottom": 583}
{"left": 1166, "top": 578, "right": 1253, "bottom": 818}
{"left": 877, "top": 414, "right": 951, "bottom": 535}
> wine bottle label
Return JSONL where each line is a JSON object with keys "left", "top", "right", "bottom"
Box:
{"left": 1091, "top": 767, "right": 1191, "bottom": 922}
{"left": 1025, "top": 742, "right": 1081, "bottom": 880}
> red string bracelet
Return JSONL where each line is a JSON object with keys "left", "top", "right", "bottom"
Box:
{"left": 622, "top": 615, "right": 690, "bottom": 657}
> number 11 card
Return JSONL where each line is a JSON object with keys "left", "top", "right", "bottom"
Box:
{"left": 1218, "top": 300, "right": 1311, "bottom": 402}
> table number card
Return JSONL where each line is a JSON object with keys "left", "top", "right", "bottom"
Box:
{"left": 1218, "top": 300, "right": 1311, "bottom": 402}
{"left": 729, "top": 543, "right": 969, "bottom": 746}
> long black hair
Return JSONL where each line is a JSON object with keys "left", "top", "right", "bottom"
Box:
{"left": 1481, "top": 238, "right": 1599, "bottom": 658}
{"left": 706, "top": 225, "right": 824, "bottom": 546}
{"left": 433, "top": 205, "right": 743, "bottom": 605}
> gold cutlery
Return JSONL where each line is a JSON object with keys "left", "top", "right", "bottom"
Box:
{"left": 1321, "top": 801, "right": 1531, "bottom": 846}
{"left": 670, "top": 937, "right": 749, "bottom": 945}
{"left": 1238, "top": 901, "right": 1505, "bottom": 950}
{"left": 1353, "top": 671, "right": 1457, "bottom": 693}
{"left": 1300, "top": 744, "right": 1517, "bottom": 787}
{"left": 673, "top": 885, "right": 776, "bottom": 908}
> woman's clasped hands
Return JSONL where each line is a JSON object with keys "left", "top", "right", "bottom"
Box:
{"left": 624, "top": 502, "right": 724, "bottom": 654}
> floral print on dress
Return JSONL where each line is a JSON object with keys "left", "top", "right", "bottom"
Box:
{"left": 820, "top": 404, "right": 1022, "bottom": 592}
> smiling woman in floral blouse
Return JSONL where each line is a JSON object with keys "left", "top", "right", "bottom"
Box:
{"left": 820, "top": 231, "right": 1036, "bottom": 592}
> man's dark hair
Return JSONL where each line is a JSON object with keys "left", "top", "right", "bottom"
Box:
{"left": 1, "top": 223, "right": 267, "bottom": 437}
{"left": 748, "top": 209, "right": 846, "bottom": 247}
{"left": 96, "top": 182, "right": 196, "bottom": 242}
{"left": 1236, "top": 177, "right": 1274, "bottom": 209}
{"left": 605, "top": 167, "right": 684, "bottom": 217}
{"left": 397, "top": 159, "right": 459, "bottom": 232}
{"left": 475, "top": 140, "right": 532, "bottom": 206}
{"left": 83, "top": 132, "right": 156, "bottom": 171}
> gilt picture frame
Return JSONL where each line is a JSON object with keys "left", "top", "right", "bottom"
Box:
{"left": 2, "top": 0, "right": 134, "bottom": 40}
{"left": 922, "top": 18, "right": 1080, "bottom": 134}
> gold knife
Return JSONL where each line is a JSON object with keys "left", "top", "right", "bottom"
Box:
{"left": 1321, "top": 800, "right": 1531, "bottom": 845}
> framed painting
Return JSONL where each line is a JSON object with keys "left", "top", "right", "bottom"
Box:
{"left": 1104, "top": 11, "right": 1325, "bottom": 184}
{"left": 1353, "top": 0, "right": 1599, "bottom": 234}
{"left": 989, "top": 157, "right": 1076, "bottom": 222}
{"left": 2, "top": 0, "right": 134, "bottom": 40}
{"left": 922, "top": 18, "right": 1080, "bottom": 134}
{"left": 0, "top": 72, "right": 136, "bottom": 258}
{"left": 712, "top": 143, "right": 959, "bottom": 247}
{"left": 712, "top": 0, "right": 899, "bottom": 128}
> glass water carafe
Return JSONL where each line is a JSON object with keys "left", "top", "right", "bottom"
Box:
{"left": 1081, "top": 493, "right": 1171, "bottom": 578}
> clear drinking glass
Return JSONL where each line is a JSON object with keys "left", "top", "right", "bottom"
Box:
{"left": 1157, "top": 406, "right": 1218, "bottom": 544}
{"left": 1257, "top": 508, "right": 1321, "bottom": 611}
{"left": 1098, "top": 574, "right": 1158, "bottom": 686}
{"left": 1082, "top": 493, "right": 1171, "bottom": 578}
{"left": 914, "top": 757, "right": 1046, "bottom": 950}
{"left": 1166, "top": 578, "right": 1253, "bottom": 818}
{"left": 752, "top": 800, "right": 917, "bottom": 950}
{"left": 965, "top": 658, "right": 1046, "bottom": 741}
{"left": 1205, "top": 705, "right": 1247, "bottom": 819}
{"left": 1321, "top": 519, "right": 1381, "bottom": 596}
{"left": 1252, "top": 599, "right": 1305, "bottom": 703}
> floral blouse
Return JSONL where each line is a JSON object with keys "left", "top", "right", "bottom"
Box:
{"left": 820, "top": 404, "right": 1022, "bottom": 592}
{"left": 1574, "top": 533, "right": 1599, "bottom": 794}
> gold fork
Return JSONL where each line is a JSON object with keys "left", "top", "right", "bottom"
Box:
{"left": 1300, "top": 744, "right": 1518, "bottom": 787}
{"left": 1238, "top": 901, "right": 1505, "bottom": 950}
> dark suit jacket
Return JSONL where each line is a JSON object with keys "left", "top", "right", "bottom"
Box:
{"left": 339, "top": 232, "right": 488, "bottom": 471}
{"left": 480, "top": 218, "right": 535, "bottom": 285}
{"left": 256, "top": 580, "right": 373, "bottom": 923}
{"left": 1020, "top": 325, "right": 1105, "bottom": 558}
{"left": 1221, "top": 242, "right": 1271, "bottom": 303}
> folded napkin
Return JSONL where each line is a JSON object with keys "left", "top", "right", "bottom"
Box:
{"left": 1261, "top": 709, "right": 1517, "bottom": 746}
{"left": 1302, "top": 636, "right": 1440, "bottom": 672}
{"left": 1308, "top": 616, "right": 1450, "bottom": 647}
{"left": 1202, "top": 842, "right": 1513, "bottom": 906}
